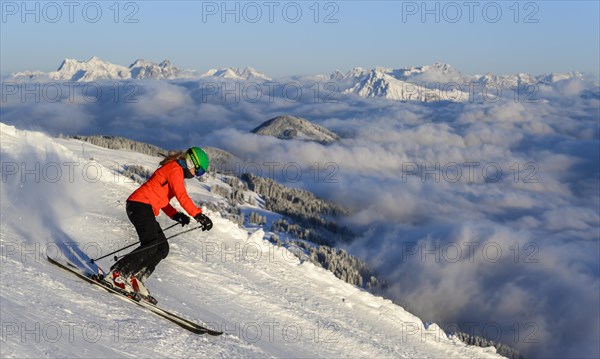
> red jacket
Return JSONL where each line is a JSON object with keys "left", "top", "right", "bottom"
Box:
{"left": 128, "top": 160, "right": 202, "bottom": 218}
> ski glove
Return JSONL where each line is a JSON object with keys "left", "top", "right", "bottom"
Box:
{"left": 172, "top": 212, "right": 190, "bottom": 226}
{"left": 194, "top": 213, "right": 213, "bottom": 231}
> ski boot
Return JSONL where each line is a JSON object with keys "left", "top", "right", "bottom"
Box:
{"left": 130, "top": 275, "right": 158, "bottom": 305}
{"left": 101, "top": 269, "right": 142, "bottom": 300}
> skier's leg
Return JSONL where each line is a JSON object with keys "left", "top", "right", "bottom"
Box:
{"left": 133, "top": 221, "right": 169, "bottom": 280}
{"left": 111, "top": 201, "right": 158, "bottom": 276}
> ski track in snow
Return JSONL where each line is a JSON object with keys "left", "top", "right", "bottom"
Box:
{"left": 0, "top": 123, "right": 504, "bottom": 358}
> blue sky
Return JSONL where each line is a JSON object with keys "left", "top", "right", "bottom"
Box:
{"left": 1, "top": 1, "right": 599, "bottom": 77}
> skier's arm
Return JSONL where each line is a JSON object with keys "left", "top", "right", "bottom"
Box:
{"left": 169, "top": 167, "right": 202, "bottom": 217}
{"left": 161, "top": 204, "right": 178, "bottom": 218}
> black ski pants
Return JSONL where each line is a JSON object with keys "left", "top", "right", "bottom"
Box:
{"left": 111, "top": 201, "right": 169, "bottom": 279}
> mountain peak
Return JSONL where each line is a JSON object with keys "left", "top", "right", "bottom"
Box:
{"left": 430, "top": 62, "right": 454, "bottom": 71}
{"left": 251, "top": 115, "right": 340, "bottom": 144}
{"left": 203, "top": 67, "right": 272, "bottom": 81}
{"left": 538, "top": 71, "right": 585, "bottom": 83}
{"left": 129, "top": 58, "right": 152, "bottom": 67}
{"left": 346, "top": 67, "right": 369, "bottom": 78}
{"left": 345, "top": 69, "right": 469, "bottom": 102}
{"left": 51, "top": 57, "right": 131, "bottom": 81}
{"left": 129, "top": 59, "right": 181, "bottom": 79}
{"left": 330, "top": 69, "right": 345, "bottom": 81}
{"left": 159, "top": 59, "right": 172, "bottom": 68}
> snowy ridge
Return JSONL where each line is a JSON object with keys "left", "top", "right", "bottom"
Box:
{"left": 537, "top": 71, "right": 585, "bottom": 84}
{"left": 128, "top": 59, "right": 191, "bottom": 80}
{"left": 0, "top": 123, "right": 504, "bottom": 358}
{"left": 344, "top": 69, "right": 470, "bottom": 102}
{"left": 203, "top": 146, "right": 243, "bottom": 173}
{"left": 474, "top": 72, "right": 538, "bottom": 88}
{"left": 8, "top": 56, "right": 271, "bottom": 82}
{"left": 385, "top": 62, "right": 469, "bottom": 84}
{"left": 332, "top": 62, "right": 595, "bottom": 101}
{"left": 202, "top": 67, "right": 272, "bottom": 81}
{"left": 50, "top": 56, "right": 132, "bottom": 81}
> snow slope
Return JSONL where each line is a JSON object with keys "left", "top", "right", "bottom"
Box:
{"left": 0, "top": 123, "right": 504, "bottom": 358}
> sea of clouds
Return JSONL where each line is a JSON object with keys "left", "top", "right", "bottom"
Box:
{"left": 1, "top": 74, "right": 599, "bottom": 358}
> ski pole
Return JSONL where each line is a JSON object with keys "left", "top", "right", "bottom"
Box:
{"left": 90, "top": 222, "right": 182, "bottom": 263}
{"left": 161, "top": 223, "right": 180, "bottom": 232}
{"left": 112, "top": 225, "right": 204, "bottom": 261}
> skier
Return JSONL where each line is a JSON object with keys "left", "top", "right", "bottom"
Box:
{"left": 106, "top": 147, "right": 213, "bottom": 302}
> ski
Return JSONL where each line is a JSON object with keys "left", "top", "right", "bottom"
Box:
{"left": 47, "top": 256, "right": 223, "bottom": 336}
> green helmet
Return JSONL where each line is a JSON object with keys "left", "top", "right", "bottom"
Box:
{"left": 185, "top": 147, "right": 209, "bottom": 177}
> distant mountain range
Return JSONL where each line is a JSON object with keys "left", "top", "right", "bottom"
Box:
{"left": 8, "top": 57, "right": 596, "bottom": 102}
{"left": 9, "top": 56, "right": 271, "bottom": 82}
{"left": 335, "top": 63, "right": 594, "bottom": 102}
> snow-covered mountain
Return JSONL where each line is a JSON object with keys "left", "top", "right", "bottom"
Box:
{"left": 129, "top": 59, "right": 189, "bottom": 80}
{"left": 49, "top": 56, "right": 132, "bottom": 81}
{"left": 12, "top": 56, "right": 176, "bottom": 82}
{"left": 337, "top": 64, "right": 472, "bottom": 101}
{"left": 344, "top": 69, "right": 470, "bottom": 102}
{"left": 251, "top": 115, "right": 340, "bottom": 143}
{"left": 331, "top": 63, "right": 595, "bottom": 101}
{"left": 389, "top": 62, "right": 470, "bottom": 83}
{"left": 474, "top": 72, "right": 538, "bottom": 88}
{"left": 536, "top": 71, "right": 586, "bottom": 84}
{"left": 329, "top": 69, "right": 346, "bottom": 81}
{"left": 6, "top": 57, "right": 271, "bottom": 82}
{"left": 201, "top": 67, "right": 272, "bottom": 81}
{"left": 334, "top": 63, "right": 469, "bottom": 85}
{"left": 0, "top": 123, "right": 504, "bottom": 358}
{"left": 203, "top": 146, "right": 242, "bottom": 173}
{"left": 472, "top": 71, "right": 587, "bottom": 89}
{"left": 331, "top": 67, "right": 370, "bottom": 82}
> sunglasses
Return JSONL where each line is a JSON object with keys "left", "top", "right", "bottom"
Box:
{"left": 194, "top": 166, "right": 206, "bottom": 177}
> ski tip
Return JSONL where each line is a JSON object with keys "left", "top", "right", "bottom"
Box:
{"left": 193, "top": 328, "right": 223, "bottom": 336}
